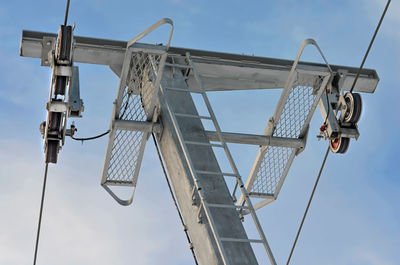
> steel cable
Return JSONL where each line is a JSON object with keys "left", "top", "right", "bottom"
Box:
{"left": 287, "top": 2, "right": 391, "bottom": 262}
{"left": 32, "top": 1, "right": 72, "bottom": 263}
{"left": 151, "top": 133, "right": 199, "bottom": 265}
{"left": 286, "top": 146, "right": 330, "bottom": 265}
{"left": 349, "top": 0, "right": 391, "bottom": 93}
{"left": 64, "top": 0, "right": 71, "bottom": 26}
{"left": 33, "top": 163, "right": 49, "bottom": 265}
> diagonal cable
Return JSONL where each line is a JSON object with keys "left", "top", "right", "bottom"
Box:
{"left": 350, "top": 0, "right": 391, "bottom": 93}
{"left": 33, "top": 163, "right": 49, "bottom": 265}
{"left": 64, "top": 0, "right": 71, "bottom": 26}
{"left": 286, "top": 146, "right": 330, "bottom": 265}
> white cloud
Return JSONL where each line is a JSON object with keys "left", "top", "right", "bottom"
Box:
{"left": 353, "top": 249, "right": 394, "bottom": 265}
{"left": 0, "top": 139, "right": 191, "bottom": 265}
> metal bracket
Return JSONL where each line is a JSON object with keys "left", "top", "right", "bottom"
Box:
{"left": 41, "top": 36, "right": 55, "bottom": 66}
{"left": 69, "top": 66, "right": 84, "bottom": 117}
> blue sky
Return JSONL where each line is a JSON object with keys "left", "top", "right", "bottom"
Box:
{"left": 0, "top": 0, "right": 399, "bottom": 264}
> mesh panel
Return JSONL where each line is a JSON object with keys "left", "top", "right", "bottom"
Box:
{"left": 107, "top": 130, "right": 146, "bottom": 185}
{"left": 250, "top": 72, "right": 323, "bottom": 195}
{"left": 104, "top": 52, "right": 161, "bottom": 185}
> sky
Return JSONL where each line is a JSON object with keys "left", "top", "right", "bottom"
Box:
{"left": 0, "top": 0, "right": 399, "bottom": 265}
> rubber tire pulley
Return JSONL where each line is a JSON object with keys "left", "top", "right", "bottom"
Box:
{"left": 343, "top": 92, "right": 362, "bottom": 123}
{"left": 330, "top": 136, "right": 350, "bottom": 154}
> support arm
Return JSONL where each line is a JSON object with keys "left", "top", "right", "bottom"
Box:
{"left": 20, "top": 30, "right": 379, "bottom": 93}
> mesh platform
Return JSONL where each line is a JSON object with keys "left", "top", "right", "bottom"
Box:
{"left": 248, "top": 71, "right": 327, "bottom": 197}
{"left": 102, "top": 52, "right": 162, "bottom": 186}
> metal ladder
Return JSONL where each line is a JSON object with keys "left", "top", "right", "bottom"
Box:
{"left": 152, "top": 52, "right": 277, "bottom": 265}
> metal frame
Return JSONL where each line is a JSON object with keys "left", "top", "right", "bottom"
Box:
{"left": 100, "top": 18, "right": 173, "bottom": 206}
{"left": 20, "top": 30, "right": 379, "bottom": 94}
{"left": 240, "top": 39, "right": 333, "bottom": 210}
{"left": 155, "top": 53, "right": 277, "bottom": 265}
{"left": 20, "top": 21, "right": 380, "bottom": 265}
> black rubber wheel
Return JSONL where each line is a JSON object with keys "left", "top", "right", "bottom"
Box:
{"left": 46, "top": 140, "right": 59, "bottom": 163}
{"left": 343, "top": 92, "right": 362, "bottom": 123}
{"left": 330, "top": 136, "right": 350, "bottom": 154}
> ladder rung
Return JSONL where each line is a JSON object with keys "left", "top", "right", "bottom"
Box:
{"left": 220, "top": 237, "right": 264, "bottom": 244}
{"left": 206, "top": 202, "right": 249, "bottom": 210}
{"left": 185, "top": 141, "right": 223, "bottom": 148}
{"left": 165, "top": 87, "right": 190, "bottom": 92}
{"left": 164, "top": 62, "right": 193, "bottom": 69}
{"left": 174, "top": 113, "right": 212, "bottom": 120}
{"left": 195, "top": 170, "right": 239, "bottom": 178}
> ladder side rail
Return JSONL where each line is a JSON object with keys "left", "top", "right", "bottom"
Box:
{"left": 186, "top": 53, "right": 277, "bottom": 265}
{"left": 186, "top": 53, "right": 242, "bottom": 193}
{"left": 153, "top": 61, "right": 231, "bottom": 265}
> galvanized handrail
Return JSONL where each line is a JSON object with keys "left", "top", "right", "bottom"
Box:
{"left": 101, "top": 19, "right": 173, "bottom": 206}
{"left": 127, "top": 18, "right": 174, "bottom": 50}
{"left": 241, "top": 38, "right": 333, "bottom": 210}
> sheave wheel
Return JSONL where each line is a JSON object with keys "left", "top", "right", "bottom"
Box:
{"left": 343, "top": 92, "right": 362, "bottom": 123}
{"left": 330, "top": 136, "right": 350, "bottom": 154}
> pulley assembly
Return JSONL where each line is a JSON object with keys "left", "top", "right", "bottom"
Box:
{"left": 39, "top": 24, "right": 83, "bottom": 163}
{"left": 318, "top": 72, "right": 364, "bottom": 154}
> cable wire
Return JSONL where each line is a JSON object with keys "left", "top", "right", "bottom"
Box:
{"left": 288, "top": 3, "right": 391, "bottom": 261}
{"left": 151, "top": 133, "right": 199, "bottom": 265}
{"left": 349, "top": 0, "right": 391, "bottom": 93}
{"left": 70, "top": 130, "right": 110, "bottom": 141}
{"left": 33, "top": 1, "right": 72, "bottom": 263}
{"left": 286, "top": 146, "right": 330, "bottom": 265}
{"left": 33, "top": 163, "right": 49, "bottom": 265}
{"left": 64, "top": 0, "right": 71, "bottom": 26}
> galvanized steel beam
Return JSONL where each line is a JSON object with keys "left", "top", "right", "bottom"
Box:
{"left": 20, "top": 30, "right": 379, "bottom": 93}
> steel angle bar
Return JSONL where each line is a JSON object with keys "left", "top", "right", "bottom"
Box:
{"left": 147, "top": 53, "right": 168, "bottom": 120}
{"left": 240, "top": 39, "right": 333, "bottom": 209}
{"left": 113, "top": 120, "right": 162, "bottom": 133}
{"left": 20, "top": 30, "right": 379, "bottom": 93}
{"left": 204, "top": 131, "right": 305, "bottom": 148}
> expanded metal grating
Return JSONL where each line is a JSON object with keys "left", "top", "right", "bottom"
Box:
{"left": 249, "top": 72, "right": 325, "bottom": 196}
{"left": 102, "top": 52, "right": 161, "bottom": 186}
{"left": 106, "top": 130, "right": 146, "bottom": 185}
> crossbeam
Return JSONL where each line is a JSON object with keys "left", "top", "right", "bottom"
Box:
{"left": 205, "top": 131, "right": 304, "bottom": 148}
{"left": 108, "top": 120, "right": 305, "bottom": 148}
{"left": 20, "top": 30, "right": 379, "bottom": 93}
